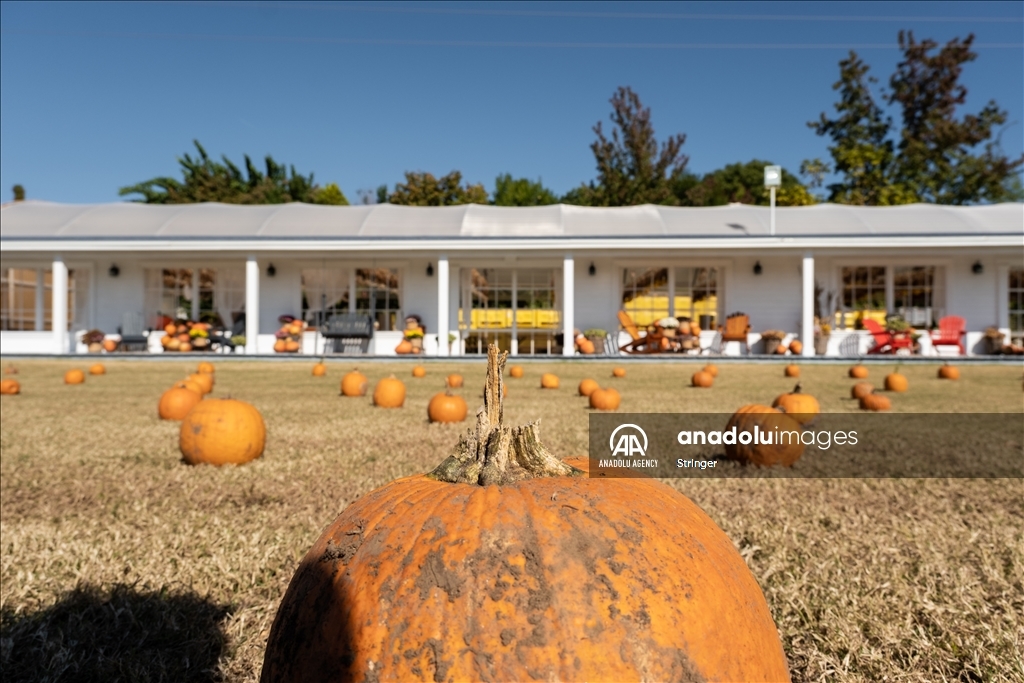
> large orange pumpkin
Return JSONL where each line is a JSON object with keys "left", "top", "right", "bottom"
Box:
{"left": 179, "top": 398, "right": 266, "bottom": 466}
{"left": 692, "top": 370, "right": 714, "bottom": 388}
{"left": 427, "top": 390, "right": 468, "bottom": 423}
{"left": 724, "top": 405, "right": 805, "bottom": 467}
{"left": 589, "top": 386, "right": 622, "bottom": 411}
{"left": 188, "top": 372, "right": 214, "bottom": 395}
{"left": 312, "top": 363, "right": 327, "bottom": 377}
{"left": 784, "top": 364, "right": 800, "bottom": 378}
{"left": 859, "top": 392, "right": 891, "bottom": 411}
{"left": 702, "top": 364, "right": 718, "bottom": 377}
{"left": 89, "top": 363, "right": 106, "bottom": 375}
{"left": 373, "top": 376, "right": 406, "bottom": 408}
{"left": 612, "top": 367, "right": 626, "bottom": 378}
{"left": 509, "top": 365, "right": 524, "bottom": 378}
{"left": 540, "top": 372, "right": 559, "bottom": 389}
{"left": 412, "top": 365, "right": 426, "bottom": 378}
{"left": 885, "top": 372, "right": 909, "bottom": 392}
{"left": 158, "top": 383, "right": 203, "bottom": 420}
{"left": 447, "top": 373, "right": 464, "bottom": 388}
{"left": 64, "top": 369, "right": 85, "bottom": 385}
{"left": 938, "top": 364, "right": 960, "bottom": 380}
{"left": 578, "top": 378, "right": 599, "bottom": 396}
{"left": 772, "top": 382, "right": 820, "bottom": 424}
{"left": 341, "top": 371, "right": 369, "bottom": 397}
{"left": 849, "top": 365, "right": 868, "bottom": 379}
{"left": 197, "top": 361, "right": 215, "bottom": 375}
{"left": 261, "top": 345, "right": 790, "bottom": 683}
{"left": 851, "top": 382, "right": 874, "bottom": 400}
{"left": 0, "top": 379, "right": 20, "bottom": 395}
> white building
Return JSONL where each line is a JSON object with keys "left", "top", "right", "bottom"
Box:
{"left": 1, "top": 201, "right": 1021, "bottom": 357}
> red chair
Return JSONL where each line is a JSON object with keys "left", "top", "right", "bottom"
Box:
{"left": 929, "top": 316, "right": 966, "bottom": 355}
{"left": 863, "top": 319, "right": 914, "bottom": 355}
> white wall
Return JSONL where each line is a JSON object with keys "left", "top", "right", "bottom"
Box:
{"left": 259, "top": 261, "right": 302, "bottom": 335}
{"left": 726, "top": 256, "right": 804, "bottom": 340}
{"left": 94, "top": 262, "right": 146, "bottom": 332}
{"left": 574, "top": 258, "right": 620, "bottom": 335}
{"left": 945, "top": 256, "right": 999, "bottom": 331}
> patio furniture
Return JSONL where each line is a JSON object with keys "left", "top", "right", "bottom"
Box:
{"left": 700, "top": 331, "right": 724, "bottom": 355}
{"left": 719, "top": 313, "right": 751, "bottom": 355}
{"left": 617, "top": 310, "right": 663, "bottom": 354}
{"left": 117, "top": 312, "right": 149, "bottom": 352}
{"left": 208, "top": 315, "right": 244, "bottom": 353}
{"left": 863, "top": 319, "right": 914, "bottom": 355}
{"left": 929, "top": 315, "right": 966, "bottom": 355}
{"left": 322, "top": 313, "right": 374, "bottom": 354}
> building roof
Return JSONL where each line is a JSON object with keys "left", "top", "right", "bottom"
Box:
{"left": 2, "top": 200, "right": 1021, "bottom": 240}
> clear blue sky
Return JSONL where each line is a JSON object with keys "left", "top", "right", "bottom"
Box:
{"left": 1, "top": 1, "right": 1021, "bottom": 204}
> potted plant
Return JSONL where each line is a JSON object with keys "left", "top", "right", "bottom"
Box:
{"left": 584, "top": 328, "right": 608, "bottom": 354}
{"left": 82, "top": 329, "right": 106, "bottom": 353}
{"left": 405, "top": 327, "right": 425, "bottom": 352}
{"left": 760, "top": 330, "right": 786, "bottom": 355}
{"left": 813, "top": 317, "right": 831, "bottom": 355}
{"left": 983, "top": 327, "right": 1005, "bottom": 355}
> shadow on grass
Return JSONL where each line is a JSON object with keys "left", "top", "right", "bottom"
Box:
{"left": 0, "top": 583, "right": 231, "bottom": 683}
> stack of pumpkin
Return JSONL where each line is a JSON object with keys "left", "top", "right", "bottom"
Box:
{"left": 578, "top": 376, "right": 621, "bottom": 410}
{"left": 160, "top": 321, "right": 212, "bottom": 352}
{"left": 158, "top": 362, "right": 215, "bottom": 420}
{"left": 274, "top": 317, "right": 306, "bottom": 353}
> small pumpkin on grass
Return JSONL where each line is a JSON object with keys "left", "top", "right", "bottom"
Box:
{"left": 540, "top": 373, "right": 559, "bottom": 389}
{"left": 784, "top": 364, "right": 800, "bottom": 378}
{"left": 0, "top": 379, "right": 21, "bottom": 395}
{"left": 885, "top": 370, "right": 909, "bottom": 392}
{"left": 197, "top": 361, "right": 215, "bottom": 375}
{"left": 702, "top": 364, "right": 718, "bottom": 378}
{"left": 578, "top": 378, "right": 599, "bottom": 397}
{"left": 509, "top": 365, "right": 524, "bottom": 378}
{"left": 89, "top": 363, "right": 106, "bottom": 375}
{"left": 412, "top": 366, "right": 426, "bottom": 378}
{"left": 261, "top": 345, "right": 790, "bottom": 683}
{"left": 772, "top": 382, "right": 820, "bottom": 424}
{"left": 179, "top": 398, "right": 266, "bottom": 466}
{"left": 188, "top": 372, "right": 214, "bottom": 395}
{"left": 692, "top": 370, "right": 714, "bottom": 388}
{"left": 447, "top": 373, "right": 464, "bottom": 388}
{"left": 159, "top": 382, "right": 203, "bottom": 420}
{"left": 428, "top": 386, "right": 468, "bottom": 423}
{"left": 849, "top": 365, "right": 868, "bottom": 379}
{"left": 851, "top": 382, "right": 874, "bottom": 400}
{"left": 589, "top": 387, "right": 621, "bottom": 411}
{"left": 938, "top": 364, "right": 960, "bottom": 380}
{"left": 724, "top": 405, "right": 805, "bottom": 467}
{"left": 612, "top": 367, "right": 626, "bottom": 378}
{"left": 859, "top": 392, "right": 891, "bottom": 411}
{"left": 64, "top": 369, "right": 85, "bottom": 385}
{"left": 341, "top": 370, "right": 369, "bottom": 397}
{"left": 373, "top": 376, "right": 406, "bottom": 408}
{"left": 312, "top": 363, "right": 327, "bottom": 377}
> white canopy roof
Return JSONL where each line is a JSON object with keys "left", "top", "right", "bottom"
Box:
{"left": 1, "top": 201, "right": 1021, "bottom": 240}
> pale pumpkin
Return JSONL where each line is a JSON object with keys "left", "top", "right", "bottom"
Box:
{"left": 179, "top": 398, "right": 266, "bottom": 466}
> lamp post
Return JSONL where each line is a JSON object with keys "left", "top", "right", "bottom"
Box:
{"left": 764, "top": 165, "right": 781, "bottom": 236}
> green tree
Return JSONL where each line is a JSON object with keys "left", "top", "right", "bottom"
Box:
{"left": 12, "top": 184, "right": 25, "bottom": 201}
{"left": 491, "top": 174, "right": 558, "bottom": 206}
{"left": 119, "top": 140, "right": 343, "bottom": 205}
{"left": 571, "top": 86, "right": 689, "bottom": 206}
{"left": 388, "top": 171, "right": 487, "bottom": 206}
{"left": 678, "top": 161, "right": 815, "bottom": 207}
{"left": 314, "top": 183, "right": 349, "bottom": 206}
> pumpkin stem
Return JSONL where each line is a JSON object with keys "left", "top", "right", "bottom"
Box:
{"left": 428, "top": 343, "right": 583, "bottom": 485}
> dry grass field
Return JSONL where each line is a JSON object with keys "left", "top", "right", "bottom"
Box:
{"left": 1, "top": 358, "right": 1022, "bottom": 682}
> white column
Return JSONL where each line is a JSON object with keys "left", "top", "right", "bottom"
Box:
{"left": 436, "top": 256, "right": 449, "bottom": 357}
{"left": 190, "top": 267, "right": 201, "bottom": 321}
{"left": 510, "top": 269, "right": 519, "bottom": 355}
{"left": 667, "top": 267, "right": 676, "bottom": 318}
{"left": 802, "top": 253, "right": 815, "bottom": 357}
{"left": 348, "top": 269, "right": 356, "bottom": 313}
{"left": 51, "top": 256, "right": 68, "bottom": 353}
{"left": 562, "top": 255, "right": 575, "bottom": 356}
{"left": 245, "top": 256, "right": 259, "bottom": 354}
{"left": 34, "top": 269, "right": 45, "bottom": 331}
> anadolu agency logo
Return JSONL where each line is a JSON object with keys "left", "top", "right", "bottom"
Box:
{"left": 600, "top": 424, "right": 657, "bottom": 467}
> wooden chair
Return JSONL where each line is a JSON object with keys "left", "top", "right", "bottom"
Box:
{"left": 929, "top": 316, "right": 966, "bottom": 355}
{"left": 863, "top": 319, "right": 914, "bottom": 355}
{"left": 719, "top": 314, "right": 751, "bottom": 355}
{"left": 617, "top": 310, "right": 662, "bottom": 354}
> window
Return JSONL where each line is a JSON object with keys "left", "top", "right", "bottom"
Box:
{"left": 356, "top": 269, "right": 401, "bottom": 331}
{"left": 1010, "top": 268, "right": 1024, "bottom": 346}
{"left": 1, "top": 268, "right": 39, "bottom": 330}
{"left": 622, "top": 268, "right": 669, "bottom": 327}
{"left": 300, "top": 267, "right": 402, "bottom": 331}
{"left": 459, "top": 268, "right": 560, "bottom": 354}
{"left": 893, "top": 266, "right": 935, "bottom": 327}
{"left": 841, "top": 266, "right": 886, "bottom": 327}
{"left": 622, "top": 267, "right": 719, "bottom": 329}
{"left": 673, "top": 267, "right": 718, "bottom": 329}
{"left": 144, "top": 269, "right": 235, "bottom": 329}
{"left": 1, "top": 267, "right": 84, "bottom": 331}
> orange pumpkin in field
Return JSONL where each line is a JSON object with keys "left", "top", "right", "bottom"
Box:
{"left": 702, "top": 364, "right": 718, "bottom": 377}
{"left": 197, "top": 361, "right": 215, "bottom": 375}
{"left": 692, "top": 370, "right": 714, "bottom": 388}
{"left": 341, "top": 371, "right": 369, "bottom": 397}
{"left": 373, "top": 376, "right": 406, "bottom": 408}
{"left": 412, "top": 366, "right": 426, "bottom": 378}
{"left": 261, "top": 345, "right": 790, "bottom": 683}
{"left": 179, "top": 398, "right": 266, "bottom": 466}
{"left": 612, "top": 367, "right": 626, "bottom": 378}
{"left": 447, "top": 373, "right": 464, "bottom": 388}
{"left": 312, "top": 363, "right": 327, "bottom": 377}
{"left": 724, "top": 405, "right": 805, "bottom": 467}
{"left": 938, "top": 364, "right": 959, "bottom": 380}
{"left": 158, "top": 383, "right": 203, "bottom": 420}
{"left": 859, "top": 392, "right": 891, "bottom": 411}
{"left": 849, "top": 365, "right": 868, "bottom": 379}
{"left": 540, "top": 373, "right": 559, "bottom": 389}
{"left": 89, "top": 363, "right": 106, "bottom": 375}
{"left": 851, "top": 382, "right": 874, "bottom": 400}
{"left": 578, "top": 378, "right": 599, "bottom": 397}
{"left": 788, "top": 340, "right": 803, "bottom": 355}
{"left": 589, "top": 387, "right": 621, "bottom": 411}
{"left": 64, "top": 369, "right": 85, "bottom": 385}
{"left": 179, "top": 378, "right": 205, "bottom": 395}
{"left": 784, "top": 364, "right": 800, "bottom": 378}
{"left": 427, "top": 390, "right": 468, "bottom": 423}
{"left": 885, "top": 372, "right": 908, "bottom": 392}
{"left": 0, "top": 379, "right": 20, "bottom": 395}
{"left": 509, "top": 365, "right": 524, "bottom": 378}
{"left": 772, "top": 383, "right": 820, "bottom": 424}
{"left": 188, "top": 373, "right": 213, "bottom": 395}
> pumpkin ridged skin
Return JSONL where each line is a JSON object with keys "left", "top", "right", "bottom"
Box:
{"left": 188, "top": 373, "right": 214, "bottom": 395}
{"left": 0, "top": 379, "right": 20, "bottom": 395}
{"left": 849, "top": 365, "right": 869, "bottom": 379}
{"left": 578, "top": 378, "right": 599, "bottom": 397}
{"left": 412, "top": 366, "right": 426, "bottom": 378}
{"left": 725, "top": 405, "right": 805, "bottom": 467}
{"left": 64, "top": 369, "right": 85, "bottom": 385}
{"left": 447, "top": 374, "right": 464, "bottom": 388}
{"left": 589, "top": 387, "right": 621, "bottom": 411}
{"left": 692, "top": 370, "right": 714, "bottom": 388}
{"left": 179, "top": 398, "right": 265, "bottom": 466}
{"left": 197, "top": 361, "right": 215, "bottom": 375}
{"left": 851, "top": 382, "right": 874, "bottom": 400}
{"left": 702, "top": 364, "right": 718, "bottom": 378}
{"left": 341, "top": 371, "right": 369, "bottom": 397}
{"left": 772, "top": 383, "right": 820, "bottom": 424}
{"left": 509, "top": 366, "right": 524, "bottom": 378}
{"left": 784, "top": 364, "right": 800, "bottom": 378}
{"left": 938, "top": 365, "right": 960, "bottom": 380}
{"left": 885, "top": 373, "right": 909, "bottom": 392}
{"left": 312, "top": 363, "right": 327, "bottom": 377}
{"left": 373, "top": 377, "right": 406, "bottom": 408}
{"left": 89, "top": 363, "right": 106, "bottom": 375}
{"left": 540, "top": 373, "right": 559, "bottom": 389}
{"left": 260, "top": 456, "right": 790, "bottom": 683}
{"left": 159, "top": 385, "right": 203, "bottom": 420}
{"left": 860, "top": 393, "right": 891, "bottom": 411}
{"left": 427, "top": 392, "right": 468, "bottom": 423}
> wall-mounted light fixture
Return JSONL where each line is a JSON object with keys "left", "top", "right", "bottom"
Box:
{"left": 588, "top": 262, "right": 596, "bottom": 276}
{"left": 426, "top": 263, "right": 434, "bottom": 277}
{"left": 267, "top": 263, "right": 276, "bottom": 277}
{"left": 753, "top": 261, "right": 763, "bottom": 275}
{"left": 972, "top": 261, "right": 983, "bottom": 274}
{"left": 108, "top": 264, "right": 120, "bottom": 277}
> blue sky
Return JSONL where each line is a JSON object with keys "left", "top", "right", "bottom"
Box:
{"left": 1, "top": 1, "right": 1021, "bottom": 204}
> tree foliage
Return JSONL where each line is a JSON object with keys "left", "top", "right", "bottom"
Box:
{"left": 809, "top": 35, "right": 1022, "bottom": 205}
{"left": 492, "top": 174, "right": 558, "bottom": 206}
{"left": 387, "top": 171, "right": 488, "bottom": 206}
{"left": 119, "top": 140, "right": 346, "bottom": 205}
{"left": 565, "top": 87, "right": 689, "bottom": 206}
{"left": 676, "top": 161, "right": 816, "bottom": 207}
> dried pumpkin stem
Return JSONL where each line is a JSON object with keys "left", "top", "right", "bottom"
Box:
{"left": 428, "top": 344, "right": 583, "bottom": 485}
